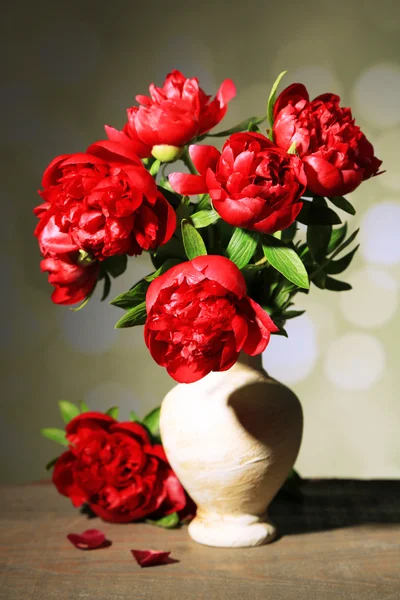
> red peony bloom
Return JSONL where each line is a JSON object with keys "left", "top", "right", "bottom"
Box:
{"left": 170, "top": 132, "right": 306, "bottom": 234}
{"left": 272, "top": 84, "right": 383, "bottom": 197}
{"left": 52, "top": 412, "right": 187, "bottom": 523}
{"left": 144, "top": 255, "right": 278, "bottom": 383}
{"left": 34, "top": 151, "right": 176, "bottom": 260}
{"left": 129, "top": 70, "right": 236, "bottom": 149}
{"left": 40, "top": 254, "right": 99, "bottom": 305}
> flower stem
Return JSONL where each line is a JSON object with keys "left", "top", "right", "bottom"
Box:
{"left": 182, "top": 146, "right": 198, "bottom": 175}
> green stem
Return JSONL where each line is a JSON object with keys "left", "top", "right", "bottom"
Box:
{"left": 182, "top": 146, "right": 198, "bottom": 175}
{"left": 254, "top": 256, "right": 268, "bottom": 267}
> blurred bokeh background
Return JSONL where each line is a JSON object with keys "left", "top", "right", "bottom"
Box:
{"left": 1, "top": 0, "right": 399, "bottom": 483}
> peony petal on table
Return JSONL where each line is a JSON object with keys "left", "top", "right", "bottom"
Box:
{"left": 131, "top": 549, "right": 176, "bottom": 568}
{"left": 67, "top": 529, "right": 110, "bottom": 550}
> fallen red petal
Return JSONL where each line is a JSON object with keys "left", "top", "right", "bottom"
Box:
{"left": 67, "top": 529, "right": 110, "bottom": 550}
{"left": 131, "top": 549, "right": 176, "bottom": 567}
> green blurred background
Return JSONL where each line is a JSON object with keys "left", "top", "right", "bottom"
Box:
{"left": 1, "top": 0, "right": 399, "bottom": 482}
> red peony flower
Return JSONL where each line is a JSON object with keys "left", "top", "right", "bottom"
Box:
{"left": 169, "top": 132, "right": 306, "bottom": 234}
{"left": 52, "top": 412, "right": 187, "bottom": 523}
{"left": 34, "top": 151, "right": 176, "bottom": 261}
{"left": 144, "top": 255, "right": 278, "bottom": 383}
{"left": 40, "top": 254, "right": 99, "bottom": 305}
{"left": 272, "top": 83, "right": 383, "bottom": 197}
{"left": 128, "top": 70, "right": 236, "bottom": 149}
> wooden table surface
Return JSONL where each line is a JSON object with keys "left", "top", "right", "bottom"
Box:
{"left": 0, "top": 480, "right": 399, "bottom": 600}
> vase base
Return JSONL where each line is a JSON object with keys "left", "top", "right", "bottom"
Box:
{"left": 188, "top": 513, "right": 277, "bottom": 548}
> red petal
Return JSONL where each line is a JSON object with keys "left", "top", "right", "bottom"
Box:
{"left": 87, "top": 140, "right": 142, "bottom": 165}
{"left": 167, "top": 360, "right": 210, "bottom": 383}
{"left": 191, "top": 255, "right": 247, "bottom": 298}
{"left": 273, "top": 83, "right": 309, "bottom": 118}
{"left": 252, "top": 202, "right": 303, "bottom": 235}
{"left": 216, "top": 79, "right": 237, "bottom": 107}
{"left": 169, "top": 172, "right": 207, "bottom": 195}
{"left": 189, "top": 144, "right": 220, "bottom": 174}
{"left": 303, "top": 156, "right": 363, "bottom": 197}
{"left": 131, "top": 549, "right": 175, "bottom": 568}
{"left": 67, "top": 529, "right": 110, "bottom": 550}
{"left": 66, "top": 412, "right": 116, "bottom": 436}
{"left": 110, "top": 421, "right": 151, "bottom": 444}
{"left": 52, "top": 451, "right": 87, "bottom": 507}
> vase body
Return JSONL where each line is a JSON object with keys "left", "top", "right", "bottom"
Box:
{"left": 160, "top": 355, "right": 303, "bottom": 548}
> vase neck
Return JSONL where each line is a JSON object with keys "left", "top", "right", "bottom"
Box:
{"left": 237, "top": 352, "right": 264, "bottom": 373}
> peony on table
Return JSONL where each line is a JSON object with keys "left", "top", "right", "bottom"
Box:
{"left": 0, "top": 480, "right": 399, "bottom": 600}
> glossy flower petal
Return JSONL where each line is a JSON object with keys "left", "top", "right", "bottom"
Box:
{"left": 131, "top": 549, "right": 174, "bottom": 568}
{"left": 145, "top": 255, "right": 277, "bottom": 383}
{"left": 53, "top": 412, "right": 188, "bottom": 524}
{"left": 171, "top": 132, "right": 306, "bottom": 234}
{"left": 123, "top": 71, "right": 235, "bottom": 149}
{"left": 273, "top": 83, "right": 382, "bottom": 196}
{"left": 67, "top": 529, "right": 109, "bottom": 550}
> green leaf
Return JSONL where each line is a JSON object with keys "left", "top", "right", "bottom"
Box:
{"left": 297, "top": 201, "right": 342, "bottom": 226}
{"left": 272, "top": 325, "right": 288, "bottom": 337}
{"left": 58, "top": 401, "right": 80, "bottom": 424}
{"left": 143, "top": 407, "right": 161, "bottom": 440}
{"left": 146, "top": 512, "right": 180, "bottom": 529}
{"left": 181, "top": 219, "right": 207, "bottom": 260}
{"left": 158, "top": 178, "right": 177, "bottom": 195}
{"left": 262, "top": 236, "right": 309, "bottom": 289}
{"left": 287, "top": 141, "right": 297, "bottom": 155}
{"left": 115, "top": 302, "right": 147, "bottom": 328}
{"left": 40, "top": 428, "right": 68, "bottom": 446}
{"left": 307, "top": 223, "right": 332, "bottom": 263}
{"left": 152, "top": 236, "right": 187, "bottom": 269}
{"left": 324, "top": 276, "right": 352, "bottom": 291}
{"left": 79, "top": 401, "right": 89, "bottom": 413}
{"left": 312, "top": 270, "right": 327, "bottom": 289}
{"left": 101, "top": 272, "right": 112, "bottom": 302}
{"left": 197, "top": 194, "right": 212, "bottom": 211}
{"left": 325, "top": 245, "right": 359, "bottom": 275}
{"left": 327, "top": 223, "right": 348, "bottom": 254}
{"left": 327, "top": 196, "right": 356, "bottom": 216}
{"left": 331, "top": 227, "right": 359, "bottom": 258}
{"left": 247, "top": 121, "right": 261, "bottom": 132}
{"left": 45, "top": 457, "right": 59, "bottom": 471}
{"left": 149, "top": 159, "right": 161, "bottom": 177}
{"left": 281, "top": 309, "right": 306, "bottom": 319}
{"left": 110, "top": 280, "right": 149, "bottom": 310}
{"left": 206, "top": 115, "right": 266, "bottom": 138}
{"left": 144, "top": 258, "right": 183, "bottom": 282}
{"left": 226, "top": 228, "right": 258, "bottom": 269}
{"left": 106, "top": 406, "right": 119, "bottom": 419}
{"left": 190, "top": 209, "right": 220, "bottom": 228}
{"left": 281, "top": 221, "right": 297, "bottom": 244}
{"left": 314, "top": 228, "right": 359, "bottom": 278}
{"left": 104, "top": 254, "right": 128, "bottom": 278}
{"left": 129, "top": 410, "right": 141, "bottom": 423}
{"left": 267, "top": 71, "right": 287, "bottom": 131}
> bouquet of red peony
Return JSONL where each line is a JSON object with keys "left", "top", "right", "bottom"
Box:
{"left": 37, "top": 70, "right": 382, "bottom": 523}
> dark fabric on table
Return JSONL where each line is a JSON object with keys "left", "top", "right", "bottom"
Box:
{"left": 270, "top": 479, "right": 400, "bottom": 535}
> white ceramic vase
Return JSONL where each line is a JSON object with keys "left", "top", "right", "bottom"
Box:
{"left": 160, "top": 354, "right": 303, "bottom": 548}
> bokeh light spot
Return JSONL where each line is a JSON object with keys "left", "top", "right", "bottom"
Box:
{"left": 262, "top": 314, "right": 317, "bottom": 384}
{"left": 353, "top": 63, "right": 400, "bottom": 128}
{"left": 340, "top": 266, "right": 398, "bottom": 328}
{"left": 324, "top": 332, "right": 385, "bottom": 390}
{"left": 360, "top": 201, "right": 400, "bottom": 265}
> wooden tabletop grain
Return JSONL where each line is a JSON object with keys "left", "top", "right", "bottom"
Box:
{"left": 0, "top": 480, "right": 399, "bottom": 600}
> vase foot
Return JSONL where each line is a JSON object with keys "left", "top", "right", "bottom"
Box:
{"left": 188, "top": 512, "right": 277, "bottom": 548}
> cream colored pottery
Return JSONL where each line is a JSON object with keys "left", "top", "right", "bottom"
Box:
{"left": 160, "top": 354, "right": 303, "bottom": 548}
